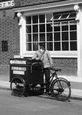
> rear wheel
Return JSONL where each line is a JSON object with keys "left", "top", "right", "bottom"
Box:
{"left": 51, "top": 79, "right": 71, "bottom": 101}
{"left": 10, "top": 77, "right": 26, "bottom": 97}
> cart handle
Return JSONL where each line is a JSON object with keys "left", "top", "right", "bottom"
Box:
{"left": 30, "top": 62, "right": 38, "bottom": 73}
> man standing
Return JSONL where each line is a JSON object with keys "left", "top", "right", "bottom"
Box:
{"left": 32, "top": 42, "right": 53, "bottom": 93}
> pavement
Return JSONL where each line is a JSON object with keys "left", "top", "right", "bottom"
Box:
{"left": 0, "top": 72, "right": 82, "bottom": 100}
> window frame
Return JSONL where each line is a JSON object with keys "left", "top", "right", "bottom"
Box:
{"left": 22, "top": 12, "right": 77, "bottom": 58}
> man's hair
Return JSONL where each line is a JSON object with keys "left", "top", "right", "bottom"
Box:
{"left": 38, "top": 42, "right": 45, "bottom": 47}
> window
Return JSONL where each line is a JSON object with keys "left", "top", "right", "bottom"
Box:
{"left": 53, "top": 12, "right": 76, "bottom": 21}
{"left": 2, "top": 40, "right": 8, "bottom": 52}
{"left": 25, "top": 12, "right": 77, "bottom": 51}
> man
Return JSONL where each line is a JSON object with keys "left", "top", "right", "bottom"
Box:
{"left": 32, "top": 42, "right": 53, "bottom": 93}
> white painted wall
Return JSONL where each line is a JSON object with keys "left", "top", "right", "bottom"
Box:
{"left": 77, "top": 5, "right": 82, "bottom": 78}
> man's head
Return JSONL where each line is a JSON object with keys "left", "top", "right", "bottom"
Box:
{"left": 38, "top": 42, "right": 45, "bottom": 50}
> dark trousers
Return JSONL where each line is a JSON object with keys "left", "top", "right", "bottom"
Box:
{"left": 43, "top": 68, "right": 50, "bottom": 92}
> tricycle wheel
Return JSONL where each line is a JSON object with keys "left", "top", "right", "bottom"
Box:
{"left": 51, "top": 79, "right": 71, "bottom": 101}
{"left": 10, "top": 77, "right": 26, "bottom": 97}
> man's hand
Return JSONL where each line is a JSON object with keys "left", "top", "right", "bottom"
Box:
{"left": 36, "top": 58, "right": 40, "bottom": 60}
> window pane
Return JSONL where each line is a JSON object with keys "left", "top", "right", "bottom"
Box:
{"left": 70, "top": 31, "right": 77, "bottom": 40}
{"left": 53, "top": 13, "right": 61, "bottom": 20}
{"left": 54, "top": 33, "right": 60, "bottom": 41}
{"left": 40, "top": 24, "right": 45, "bottom": 32}
{"left": 54, "top": 23, "right": 60, "bottom": 31}
{"left": 26, "top": 34, "right": 31, "bottom": 42}
{"left": 54, "top": 42, "right": 60, "bottom": 51}
{"left": 33, "top": 43, "right": 38, "bottom": 51}
{"left": 62, "top": 42, "right": 69, "bottom": 50}
{"left": 47, "top": 42, "right": 53, "bottom": 51}
{"left": 69, "top": 12, "right": 76, "bottom": 18}
{"left": 33, "top": 34, "right": 38, "bottom": 51}
{"left": 62, "top": 32, "right": 68, "bottom": 40}
{"left": 62, "top": 22, "right": 68, "bottom": 31}
{"left": 40, "top": 33, "right": 45, "bottom": 41}
{"left": 26, "top": 26, "right": 31, "bottom": 33}
{"left": 61, "top": 13, "right": 68, "bottom": 19}
{"left": 33, "top": 25, "right": 38, "bottom": 33}
{"left": 70, "top": 25, "right": 76, "bottom": 30}
{"left": 46, "top": 13, "right": 52, "bottom": 22}
{"left": 33, "top": 15, "right": 38, "bottom": 23}
{"left": 70, "top": 42, "right": 77, "bottom": 50}
{"left": 47, "top": 33, "right": 52, "bottom": 41}
{"left": 47, "top": 23, "right": 52, "bottom": 32}
{"left": 26, "top": 16, "right": 31, "bottom": 24}
{"left": 39, "top": 15, "right": 45, "bottom": 23}
{"left": 33, "top": 34, "right": 38, "bottom": 42}
{"left": 70, "top": 21, "right": 77, "bottom": 30}
{"left": 62, "top": 25, "right": 68, "bottom": 31}
{"left": 70, "top": 20, "right": 76, "bottom": 24}
{"left": 26, "top": 43, "right": 31, "bottom": 51}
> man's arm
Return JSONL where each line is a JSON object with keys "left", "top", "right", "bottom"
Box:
{"left": 32, "top": 51, "right": 40, "bottom": 60}
{"left": 47, "top": 51, "right": 53, "bottom": 67}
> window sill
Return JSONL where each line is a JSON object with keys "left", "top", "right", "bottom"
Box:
{"left": 50, "top": 51, "right": 77, "bottom": 58}
{"left": 22, "top": 51, "right": 77, "bottom": 58}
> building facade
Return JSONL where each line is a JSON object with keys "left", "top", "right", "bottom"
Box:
{"left": 0, "top": 0, "right": 82, "bottom": 81}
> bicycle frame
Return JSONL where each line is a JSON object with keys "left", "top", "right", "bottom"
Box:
{"left": 49, "top": 69, "right": 59, "bottom": 86}
{"left": 49, "top": 68, "right": 70, "bottom": 88}
{"left": 49, "top": 69, "right": 69, "bottom": 92}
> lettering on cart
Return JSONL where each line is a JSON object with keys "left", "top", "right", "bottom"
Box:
{"left": 11, "top": 67, "right": 26, "bottom": 71}
{"left": 11, "top": 67, "right": 26, "bottom": 75}
{"left": 10, "top": 60, "right": 26, "bottom": 64}
{"left": 13, "top": 70, "right": 24, "bottom": 75}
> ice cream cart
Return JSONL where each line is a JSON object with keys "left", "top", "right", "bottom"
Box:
{"left": 10, "top": 58, "right": 44, "bottom": 96}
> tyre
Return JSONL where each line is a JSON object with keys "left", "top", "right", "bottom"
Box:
{"left": 51, "top": 79, "right": 71, "bottom": 101}
{"left": 10, "top": 77, "right": 26, "bottom": 97}
{"left": 58, "top": 77, "right": 71, "bottom": 86}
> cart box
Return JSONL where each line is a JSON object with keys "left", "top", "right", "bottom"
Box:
{"left": 10, "top": 58, "right": 44, "bottom": 85}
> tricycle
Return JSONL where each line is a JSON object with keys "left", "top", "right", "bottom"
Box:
{"left": 10, "top": 58, "right": 71, "bottom": 101}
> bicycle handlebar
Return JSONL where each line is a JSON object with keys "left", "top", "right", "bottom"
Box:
{"left": 49, "top": 67, "right": 61, "bottom": 72}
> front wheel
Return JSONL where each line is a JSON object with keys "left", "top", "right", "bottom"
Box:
{"left": 51, "top": 79, "right": 71, "bottom": 101}
{"left": 10, "top": 77, "right": 26, "bottom": 97}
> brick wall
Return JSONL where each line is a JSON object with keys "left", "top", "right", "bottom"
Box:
{"left": 0, "top": 9, "right": 20, "bottom": 65}
{"left": 52, "top": 58, "right": 77, "bottom": 76}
